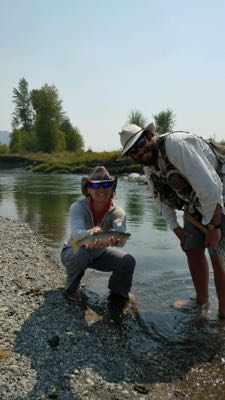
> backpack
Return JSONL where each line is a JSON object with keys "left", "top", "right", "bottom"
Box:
{"left": 204, "top": 139, "right": 225, "bottom": 177}
{"left": 158, "top": 132, "right": 225, "bottom": 179}
{"left": 152, "top": 132, "right": 225, "bottom": 210}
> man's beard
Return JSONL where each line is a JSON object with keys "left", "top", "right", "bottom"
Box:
{"left": 139, "top": 147, "right": 159, "bottom": 166}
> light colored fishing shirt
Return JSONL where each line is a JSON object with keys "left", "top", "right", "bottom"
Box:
{"left": 143, "top": 131, "right": 224, "bottom": 230}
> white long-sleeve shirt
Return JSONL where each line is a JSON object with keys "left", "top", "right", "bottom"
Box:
{"left": 143, "top": 132, "right": 224, "bottom": 230}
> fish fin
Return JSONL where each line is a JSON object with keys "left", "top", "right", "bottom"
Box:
{"left": 71, "top": 240, "right": 80, "bottom": 254}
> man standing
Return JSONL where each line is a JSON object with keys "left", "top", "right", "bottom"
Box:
{"left": 119, "top": 123, "right": 225, "bottom": 318}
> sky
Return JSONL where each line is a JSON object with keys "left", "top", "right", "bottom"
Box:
{"left": 1, "top": 0, "right": 225, "bottom": 151}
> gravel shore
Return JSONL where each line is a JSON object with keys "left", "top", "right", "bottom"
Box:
{"left": 0, "top": 216, "right": 183, "bottom": 400}
{"left": 1, "top": 216, "right": 225, "bottom": 400}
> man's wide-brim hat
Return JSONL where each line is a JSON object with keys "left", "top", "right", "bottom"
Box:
{"left": 119, "top": 122, "right": 155, "bottom": 155}
{"left": 81, "top": 166, "right": 117, "bottom": 196}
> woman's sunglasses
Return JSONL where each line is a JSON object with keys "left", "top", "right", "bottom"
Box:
{"left": 88, "top": 181, "right": 113, "bottom": 189}
{"left": 127, "top": 134, "right": 147, "bottom": 156}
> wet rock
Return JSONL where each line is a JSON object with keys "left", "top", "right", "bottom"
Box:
{"left": 134, "top": 383, "right": 150, "bottom": 394}
{"left": 48, "top": 335, "right": 60, "bottom": 348}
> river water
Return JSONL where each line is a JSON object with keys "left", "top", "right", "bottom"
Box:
{"left": 1, "top": 169, "right": 225, "bottom": 394}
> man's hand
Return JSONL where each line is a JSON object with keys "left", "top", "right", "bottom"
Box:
{"left": 205, "top": 203, "right": 223, "bottom": 248}
{"left": 173, "top": 226, "right": 192, "bottom": 250}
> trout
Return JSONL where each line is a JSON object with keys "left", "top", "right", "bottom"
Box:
{"left": 71, "top": 231, "right": 131, "bottom": 253}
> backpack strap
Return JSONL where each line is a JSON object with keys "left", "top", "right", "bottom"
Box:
{"left": 204, "top": 140, "right": 225, "bottom": 177}
{"left": 157, "top": 135, "right": 167, "bottom": 159}
{"left": 157, "top": 133, "right": 174, "bottom": 170}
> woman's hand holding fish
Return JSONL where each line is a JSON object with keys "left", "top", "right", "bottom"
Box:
{"left": 84, "top": 236, "right": 123, "bottom": 249}
{"left": 106, "top": 236, "right": 123, "bottom": 247}
{"left": 84, "top": 227, "right": 105, "bottom": 249}
{"left": 80, "top": 229, "right": 129, "bottom": 250}
{"left": 91, "top": 226, "right": 102, "bottom": 235}
{"left": 85, "top": 238, "right": 108, "bottom": 249}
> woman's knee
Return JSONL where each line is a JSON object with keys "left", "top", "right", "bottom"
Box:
{"left": 61, "top": 247, "right": 91, "bottom": 269}
{"left": 122, "top": 253, "right": 136, "bottom": 272}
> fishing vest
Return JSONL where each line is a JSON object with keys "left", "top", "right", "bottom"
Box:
{"left": 151, "top": 132, "right": 225, "bottom": 210}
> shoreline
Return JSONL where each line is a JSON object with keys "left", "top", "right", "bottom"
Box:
{"left": 1, "top": 216, "right": 224, "bottom": 399}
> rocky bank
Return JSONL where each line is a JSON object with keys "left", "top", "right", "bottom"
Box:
{"left": 0, "top": 217, "right": 176, "bottom": 399}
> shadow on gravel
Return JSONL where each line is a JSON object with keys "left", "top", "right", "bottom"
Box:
{"left": 14, "top": 287, "right": 225, "bottom": 399}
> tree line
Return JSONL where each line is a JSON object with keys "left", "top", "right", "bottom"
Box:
{"left": 10, "top": 78, "right": 84, "bottom": 153}
{"left": 7, "top": 78, "right": 176, "bottom": 155}
{"left": 1, "top": 78, "right": 223, "bottom": 156}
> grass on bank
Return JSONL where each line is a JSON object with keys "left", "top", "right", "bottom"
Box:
{"left": 16, "top": 150, "right": 142, "bottom": 174}
{"left": 24, "top": 150, "right": 121, "bottom": 164}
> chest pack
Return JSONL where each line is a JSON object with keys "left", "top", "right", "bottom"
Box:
{"left": 151, "top": 132, "right": 225, "bottom": 210}
{"left": 204, "top": 139, "right": 225, "bottom": 177}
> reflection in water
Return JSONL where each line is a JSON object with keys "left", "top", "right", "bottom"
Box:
{"left": 0, "top": 171, "right": 81, "bottom": 247}
{"left": 125, "top": 186, "right": 146, "bottom": 225}
{"left": 124, "top": 183, "right": 168, "bottom": 230}
{"left": 151, "top": 210, "right": 168, "bottom": 231}
{"left": 13, "top": 177, "right": 79, "bottom": 244}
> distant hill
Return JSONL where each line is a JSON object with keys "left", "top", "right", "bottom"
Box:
{"left": 0, "top": 131, "right": 10, "bottom": 145}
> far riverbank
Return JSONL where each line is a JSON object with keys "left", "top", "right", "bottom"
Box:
{"left": 0, "top": 153, "right": 143, "bottom": 175}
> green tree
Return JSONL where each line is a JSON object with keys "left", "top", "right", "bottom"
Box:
{"left": 31, "top": 84, "right": 65, "bottom": 152}
{"left": 127, "top": 109, "right": 147, "bottom": 128}
{"left": 0, "top": 142, "right": 9, "bottom": 154}
{"left": 60, "top": 117, "right": 84, "bottom": 152}
{"left": 10, "top": 129, "right": 38, "bottom": 153}
{"left": 12, "top": 78, "right": 33, "bottom": 131}
{"left": 153, "top": 109, "right": 176, "bottom": 135}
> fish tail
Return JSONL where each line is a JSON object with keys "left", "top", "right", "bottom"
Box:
{"left": 71, "top": 240, "right": 80, "bottom": 254}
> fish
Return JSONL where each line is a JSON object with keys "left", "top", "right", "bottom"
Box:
{"left": 71, "top": 231, "right": 131, "bottom": 253}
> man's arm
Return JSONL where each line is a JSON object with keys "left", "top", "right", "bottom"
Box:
{"left": 166, "top": 134, "right": 224, "bottom": 225}
{"left": 205, "top": 203, "right": 223, "bottom": 248}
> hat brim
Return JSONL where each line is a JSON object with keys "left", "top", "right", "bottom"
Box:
{"left": 121, "top": 129, "right": 144, "bottom": 155}
{"left": 89, "top": 178, "right": 115, "bottom": 183}
{"left": 120, "top": 122, "right": 156, "bottom": 156}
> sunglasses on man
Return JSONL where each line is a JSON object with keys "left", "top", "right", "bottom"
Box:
{"left": 127, "top": 134, "right": 148, "bottom": 156}
{"left": 88, "top": 181, "right": 113, "bottom": 189}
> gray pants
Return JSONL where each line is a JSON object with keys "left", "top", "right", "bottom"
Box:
{"left": 61, "top": 246, "right": 136, "bottom": 298}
